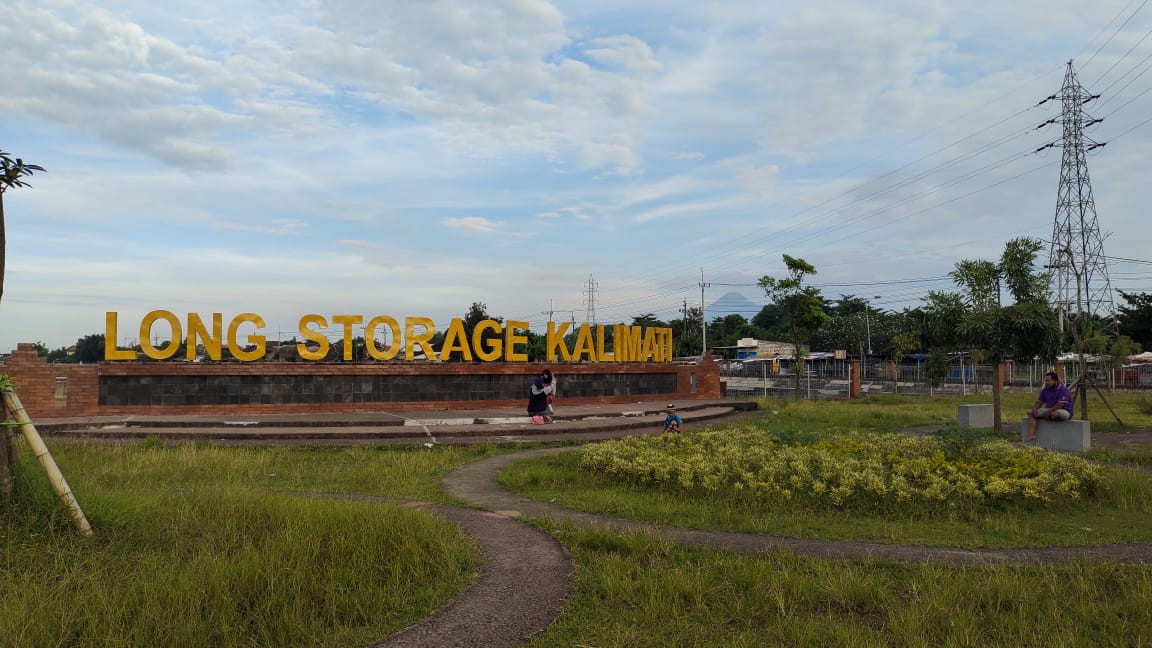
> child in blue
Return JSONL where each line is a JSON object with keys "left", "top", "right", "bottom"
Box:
{"left": 662, "top": 404, "right": 682, "bottom": 437}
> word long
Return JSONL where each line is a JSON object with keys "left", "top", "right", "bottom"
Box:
{"left": 104, "top": 311, "right": 674, "bottom": 363}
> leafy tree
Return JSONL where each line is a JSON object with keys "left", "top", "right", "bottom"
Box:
{"left": 631, "top": 313, "right": 667, "bottom": 329}
{"left": 31, "top": 341, "right": 49, "bottom": 357}
{"left": 751, "top": 303, "right": 787, "bottom": 339}
{"left": 1105, "top": 335, "right": 1143, "bottom": 388}
{"left": 705, "top": 314, "right": 768, "bottom": 356}
{"left": 888, "top": 329, "right": 919, "bottom": 393}
{"left": 917, "top": 291, "right": 966, "bottom": 351}
{"left": 951, "top": 237, "right": 1059, "bottom": 429}
{"left": 831, "top": 294, "right": 870, "bottom": 317}
{"left": 0, "top": 150, "right": 45, "bottom": 308}
{"left": 74, "top": 334, "right": 106, "bottom": 363}
{"left": 669, "top": 307, "right": 703, "bottom": 357}
{"left": 442, "top": 302, "right": 503, "bottom": 362}
{"left": 924, "top": 348, "right": 950, "bottom": 391}
{"left": 1118, "top": 290, "right": 1152, "bottom": 349}
{"left": 46, "top": 346, "right": 72, "bottom": 363}
{"left": 758, "top": 255, "right": 830, "bottom": 399}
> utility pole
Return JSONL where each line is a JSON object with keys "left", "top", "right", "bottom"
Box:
{"left": 681, "top": 298, "right": 689, "bottom": 357}
{"left": 698, "top": 268, "right": 710, "bottom": 356}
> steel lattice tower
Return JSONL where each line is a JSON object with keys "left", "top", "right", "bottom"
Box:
{"left": 1043, "top": 60, "right": 1117, "bottom": 337}
{"left": 583, "top": 274, "right": 598, "bottom": 324}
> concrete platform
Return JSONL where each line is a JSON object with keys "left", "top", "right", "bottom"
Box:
{"left": 1020, "top": 417, "right": 1091, "bottom": 452}
{"left": 958, "top": 404, "right": 995, "bottom": 428}
{"left": 26, "top": 399, "right": 758, "bottom": 445}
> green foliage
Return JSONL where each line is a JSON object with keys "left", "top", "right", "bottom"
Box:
{"left": 669, "top": 306, "right": 704, "bottom": 357}
{"left": 950, "top": 237, "right": 1059, "bottom": 363}
{"left": 706, "top": 314, "right": 768, "bottom": 355}
{"left": 46, "top": 346, "right": 73, "bottom": 363}
{"left": 74, "top": 333, "right": 106, "bottom": 363}
{"left": 631, "top": 313, "right": 667, "bottom": 328}
{"left": 0, "top": 150, "right": 44, "bottom": 192}
{"left": 579, "top": 428, "right": 1105, "bottom": 512}
{"left": 1118, "top": 290, "right": 1152, "bottom": 348}
{"left": 1108, "top": 335, "right": 1143, "bottom": 369}
{"left": 528, "top": 526, "right": 1152, "bottom": 648}
{"left": 930, "top": 424, "right": 1001, "bottom": 460}
{"left": 923, "top": 348, "right": 950, "bottom": 388}
{"left": 0, "top": 150, "right": 46, "bottom": 308}
{"left": 751, "top": 303, "right": 787, "bottom": 339}
{"left": 0, "top": 486, "right": 477, "bottom": 647}
{"left": 758, "top": 255, "right": 829, "bottom": 397}
{"left": 918, "top": 290, "right": 966, "bottom": 350}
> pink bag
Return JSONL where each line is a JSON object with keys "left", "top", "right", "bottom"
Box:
{"left": 531, "top": 415, "right": 545, "bottom": 424}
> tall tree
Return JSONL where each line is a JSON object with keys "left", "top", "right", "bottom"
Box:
{"left": 951, "top": 237, "right": 1060, "bottom": 429}
{"left": 669, "top": 306, "right": 703, "bottom": 357}
{"left": 758, "top": 255, "right": 830, "bottom": 399}
{"left": 444, "top": 302, "right": 503, "bottom": 362}
{"left": 74, "top": 334, "right": 107, "bottom": 363}
{"left": 751, "top": 303, "right": 787, "bottom": 339}
{"left": 1118, "top": 290, "right": 1152, "bottom": 349}
{"left": 0, "top": 150, "right": 45, "bottom": 308}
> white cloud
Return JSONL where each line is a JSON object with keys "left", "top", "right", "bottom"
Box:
{"left": 3, "top": 0, "right": 1151, "bottom": 350}
{"left": 584, "top": 35, "right": 662, "bottom": 71}
{"left": 440, "top": 216, "right": 504, "bottom": 234}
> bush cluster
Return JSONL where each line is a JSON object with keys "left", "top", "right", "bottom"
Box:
{"left": 579, "top": 426, "right": 1104, "bottom": 512}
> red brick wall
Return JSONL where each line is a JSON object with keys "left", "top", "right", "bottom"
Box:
{"left": 1, "top": 344, "right": 100, "bottom": 417}
{"left": 2, "top": 344, "right": 721, "bottom": 418}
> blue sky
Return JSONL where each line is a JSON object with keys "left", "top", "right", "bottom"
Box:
{"left": 2, "top": 0, "right": 1151, "bottom": 350}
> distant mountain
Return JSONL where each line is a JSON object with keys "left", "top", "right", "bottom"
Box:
{"left": 704, "top": 291, "right": 764, "bottom": 322}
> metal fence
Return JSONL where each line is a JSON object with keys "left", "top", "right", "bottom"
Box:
{"left": 721, "top": 358, "right": 1152, "bottom": 400}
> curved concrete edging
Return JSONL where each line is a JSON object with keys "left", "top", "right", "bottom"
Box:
{"left": 442, "top": 447, "right": 1152, "bottom": 566}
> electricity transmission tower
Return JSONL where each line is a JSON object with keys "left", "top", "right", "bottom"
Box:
{"left": 1038, "top": 60, "right": 1117, "bottom": 339}
{"left": 1036, "top": 60, "right": 1121, "bottom": 424}
{"left": 583, "top": 275, "right": 598, "bottom": 324}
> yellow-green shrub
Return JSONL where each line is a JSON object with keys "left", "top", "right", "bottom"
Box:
{"left": 579, "top": 427, "right": 1103, "bottom": 512}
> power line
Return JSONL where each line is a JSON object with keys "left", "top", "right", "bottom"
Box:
{"left": 1081, "top": 0, "right": 1150, "bottom": 72}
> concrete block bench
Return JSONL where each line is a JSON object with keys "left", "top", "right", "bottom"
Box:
{"left": 957, "top": 404, "right": 995, "bottom": 428}
{"left": 1019, "top": 417, "right": 1090, "bottom": 452}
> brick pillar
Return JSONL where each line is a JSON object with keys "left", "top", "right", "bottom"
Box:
{"left": 849, "top": 360, "right": 861, "bottom": 398}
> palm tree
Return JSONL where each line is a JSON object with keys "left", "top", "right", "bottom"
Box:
{"left": 0, "top": 150, "right": 45, "bottom": 307}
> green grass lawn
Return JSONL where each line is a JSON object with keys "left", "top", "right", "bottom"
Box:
{"left": 4, "top": 391, "right": 1152, "bottom": 646}
{"left": 501, "top": 449, "right": 1152, "bottom": 547}
{"left": 0, "top": 439, "right": 497, "bottom": 647}
{"left": 54, "top": 439, "right": 504, "bottom": 502}
{"left": 773, "top": 390, "right": 1152, "bottom": 433}
{"left": 525, "top": 525, "right": 1152, "bottom": 647}
{"left": 500, "top": 395, "right": 1152, "bottom": 548}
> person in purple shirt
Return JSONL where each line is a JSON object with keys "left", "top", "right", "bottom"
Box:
{"left": 1026, "top": 371, "right": 1073, "bottom": 442}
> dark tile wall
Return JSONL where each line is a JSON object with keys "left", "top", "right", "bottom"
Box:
{"left": 98, "top": 373, "right": 678, "bottom": 407}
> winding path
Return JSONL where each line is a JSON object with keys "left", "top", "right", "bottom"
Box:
{"left": 441, "top": 446, "right": 1152, "bottom": 566}
{"left": 371, "top": 502, "right": 572, "bottom": 648}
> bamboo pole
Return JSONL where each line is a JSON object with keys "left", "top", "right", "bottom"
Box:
{"left": 0, "top": 423, "right": 12, "bottom": 506}
{"left": 1, "top": 388, "right": 92, "bottom": 536}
